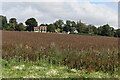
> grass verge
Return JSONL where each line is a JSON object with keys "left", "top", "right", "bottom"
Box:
{"left": 2, "top": 58, "right": 119, "bottom": 78}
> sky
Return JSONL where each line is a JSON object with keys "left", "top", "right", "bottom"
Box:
{"left": 0, "top": 0, "right": 119, "bottom": 29}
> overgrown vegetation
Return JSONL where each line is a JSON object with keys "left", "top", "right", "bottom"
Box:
{"left": 2, "top": 44, "right": 120, "bottom": 78}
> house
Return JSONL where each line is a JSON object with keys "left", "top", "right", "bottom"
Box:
{"left": 34, "top": 25, "right": 48, "bottom": 32}
{"left": 34, "top": 27, "right": 39, "bottom": 32}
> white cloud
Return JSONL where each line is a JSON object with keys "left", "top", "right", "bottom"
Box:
{"left": 0, "top": 0, "right": 119, "bottom": 2}
{"left": 79, "top": 0, "right": 119, "bottom": 2}
{"left": 0, "top": 0, "right": 75, "bottom": 2}
{"left": 0, "top": 3, "right": 2, "bottom": 14}
{"left": 1, "top": 2, "right": 118, "bottom": 28}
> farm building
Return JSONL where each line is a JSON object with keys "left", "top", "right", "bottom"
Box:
{"left": 34, "top": 26, "right": 48, "bottom": 32}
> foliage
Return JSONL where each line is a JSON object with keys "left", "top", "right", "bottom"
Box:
{"left": 85, "top": 25, "right": 95, "bottom": 34}
{"left": 66, "top": 20, "right": 72, "bottom": 27}
{"left": 40, "top": 24, "right": 48, "bottom": 26}
{"left": 54, "top": 19, "right": 64, "bottom": 32}
{"left": 76, "top": 21, "right": 87, "bottom": 33}
{"left": 63, "top": 20, "right": 77, "bottom": 33}
{"left": 55, "top": 28, "right": 61, "bottom": 33}
{"left": 1, "top": 16, "right": 26, "bottom": 31}
{"left": 25, "top": 18, "right": 38, "bottom": 31}
{"left": 9, "top": 18, "right": 18, "bottom": 30}
{"left": 69, "top": 27, "right": 76, "bottom": 33}
{"left": 98, "top": 24, "right": 115, "bottom": 37}
{"left": 63, "top": 24, "right": 70, "bottom": 32}
{"left": 0, "top": 15, "right": 119, "bottom": 37}
{"left": 16, "top": 23, "right": 26, "bottom": 31}
{"left": 114, "top": 29, "right": 120, "bottom": 37}
{"left": 0, "top": 15, "right": 7, "bottom": 30}
{"left": 47, "top": 24, "right": 56, "bottom": 32}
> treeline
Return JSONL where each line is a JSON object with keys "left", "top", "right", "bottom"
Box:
{"left": 0, "top": 15, "right": 120, "bottom": 37}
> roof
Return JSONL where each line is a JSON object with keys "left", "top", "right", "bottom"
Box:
{"left": 39, "top": 26, "right": 48, "bottom": 27}
{"left": 34, "top": 27, "right": 39, "bottom": 29}
{"left": 34, "top": 26, "right": 48, "bottom": 29}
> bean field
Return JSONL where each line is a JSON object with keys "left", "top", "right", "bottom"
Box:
{"left": 2, "top": 31, "right": 118, "bottom": 50}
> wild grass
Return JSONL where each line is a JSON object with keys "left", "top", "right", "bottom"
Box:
{"left": 2, "top": 57, "right": 119, "bottom": 78}
{"left": 2, "top": 44, "right": 120, "bottom": 78}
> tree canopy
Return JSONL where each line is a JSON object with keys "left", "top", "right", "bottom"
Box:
{"left": 25, "top": 18, "right": 38, "bottom": 31}
{"left": 16, "top": 23, "right": 26, "bottom": 31}
{"left": 1, "top": 15, "right": 119, "bottom": 37}
{"left": 0, "top": 15, "right": 7, "bottom": 30}
{"left": 47, "top": 24, "right": 56, "bottom": 32}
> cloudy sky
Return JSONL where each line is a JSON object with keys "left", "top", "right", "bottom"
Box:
{"left": 0, "top": 0, "right": 119, "bottom": 28}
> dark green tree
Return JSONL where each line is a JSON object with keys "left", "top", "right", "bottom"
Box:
{"left": 47, "top": 24, "right": 56, "bottom": 32}
{"left": 92, "top": 25, "right": 98, "bottom": 35}
{"left": 9, "top": 18, "right": 18, "bottom": 31}
{"left": 110, "top": 27, "right": 115, "bottom": 37}
{"left": 85, "top": 25, "right": 98, "bottom": 35}
{"left": 76, "top": 21, "right": 86, "bottom": 33}
{"left": 85, "top": 25, "right": 93, "bottom": 34}
{"left": 0, "top": 15, "right": 7, "bottom": 30}
{"left": 63, "top": 24, "right": 69, "bottom": 32}
{"left": 40, "top": 24, "right": 48, "bottom": 26}
{"left": 25, "top": 18, "right": 38, "bottom": 31}
{"left": 71, "top": 21, "right": 77, "bottom": 27}
{"left": 114, "top": 29, "right": 120, "bottom": 37}
{"left": 16, "top": 23, "right": 26, "bottom": 31}
{"left": 66, "top": 20, "right": 72, "bottom": 27}
{"left": 97, "top": 26, "right": 103, "bottom": 35}
{"left": 69, "top": 27, "right": 76, "bottom": 33}
{"left": 97, "top": 24, "right": 115, "bottom": 37}
{"left": 101, "top": 24, "right": 112, "bottom": 36}
{"left": 63, "top": 20, "right": 75, "bottom": 33}
{"left": 54, "top": 20, "right": 64, "bottom": 32}
{"left": 3, "top": 23, "right": 11, "bottom": 30}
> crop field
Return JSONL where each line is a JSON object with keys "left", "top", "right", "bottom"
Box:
{"left": 2, "top": 31, "right": 120, "bottom": 78}
{"left": 2, "top": 31, "right": 118, "bottom": 50}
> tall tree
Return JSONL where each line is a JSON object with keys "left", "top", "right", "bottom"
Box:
{"left": 16, "top": 23, "right": 26, "bottom": 31}
{"left": 63, "top": 20, "right": 73, "bottom": 33}
{"left": 110, "top": 27, "right": 115, "bottom": 37}
{"left": 97, "top": 26, "right": 103, "bottom": 35}
{"left": 0, "top": 15, "right": 7, "bottom": 30}
{"left": 101, "top": 24, "right": 112, "bottom": 36}
{"left": 9, "top": 18, "right": 18, "bottom": 31}
{"left": 54, "top": 19, "right": 64, "bottom": 32}
{"left": 47, "top": 24, "right": 56, "bottom": 32}
{"left": 92, "top": 25, "right": 98, "bottom": 35}
{"left": 66, "top": 20, "right": 72, "bottom": 27}
{"left": 71, "top": 21, "right": 77, "bottom": 27}
{"left": 69, "top": 27, "right": 76, "bottom": 33}
{"left": 114, "top": 29, "right": 120, "bottom": 37}
{"left": 76, "top": 21, "right": 86, "bottom": 33}
{"left": 85, "top": 25, "right": 93, "bottom": 34}
{"left": 85, "top": 25, "right": 97, "bottom": 35}
{"left": 40, "top": 24, "right": 48, "bottom": 26}
{"left": 25, "top": 18, "right": 38, "bottom": 31}
{"left": 63, "top": 24, "right": 70, "bottom": 32}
